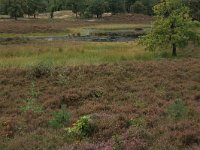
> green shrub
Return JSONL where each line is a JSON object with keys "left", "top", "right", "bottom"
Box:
{"left": 134, "top": 100, "right": 146, "bottom": 108}
{"left": 127, "top": 117, "right": 146, "bottom": 127}
{"left": 112, "top": 134, "right": 124, "bottom": 150}
{"left": 66, "top": 115, "right": 95, "bottom": 138}
{"left": 49, "top": 110, "right": 70, "bottom": 129}
{"left": 29, "top": 60, "right": 54, "bottom": 78}
{"left": 167, "top": 99, "right": 188, "bottom": 120}
{"left": 55, "top": 73, "right": 68, "bottom": 86}
{"left": 90, "top": 90, "right": 103, "bottom": 98}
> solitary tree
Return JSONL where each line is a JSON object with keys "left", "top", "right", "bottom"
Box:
{"left": 139, "top": 0, "right": 200, "bottom": 56}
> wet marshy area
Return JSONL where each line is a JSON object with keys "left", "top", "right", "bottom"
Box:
{"left": 0, "top": 28, "right": 146, "bottom": 44}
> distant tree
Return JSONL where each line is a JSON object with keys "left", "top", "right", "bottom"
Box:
{"left": 68, "top": 0, "right": 90, "bottom": 18}
{"left": 107, "top": 0, "right": 126, "bottom": 14}
{"left": 139, "top": 0, "right": 200, "bottom": 56}
{"left": 188, "top": 0, "right": 200, "bottom": 21}
{"left": 125, "top": 0, "right": 136, "bottom": 13}
{"left": 141, "top": 0, "right": 159, "bottom": 15}
{"left": 88, "top": 0, "right": 107, "bottom": 18}
{"left": 8, "top": 0, "right": 24, "bottom": 20}
{"left": 26, "top": 0, "right": 48, "bottom": 18}
{"left": 130, "top": 1, "right": 147, "bottom": 14}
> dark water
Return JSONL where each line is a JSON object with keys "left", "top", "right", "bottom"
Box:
{"left": 0, "top": 30, "right": 145, "bottom": 43}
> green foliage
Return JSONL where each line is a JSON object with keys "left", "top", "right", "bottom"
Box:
{"left": 68, "top": 0, "right": 90, "bottom": 17}
{"left": 49, "top": 110, "right": 70, "bottom": 129}
{"left": 134, "top": 100, "right": 146, "bottom": 108}
{"left": 8, "top": 1, "right": 24, "bottom": 20}
{"left": 130, "top": 1, "right": 147, "bottom": 14}
{"left": 20, "top": 82, "right": 43, "bottom": 113}
{"left": 26, "top": 0, "right": 48, "bottom": 18}
{"left": 167, "top": 99, "right": 188, "bottom": 120}
{"left": 55, "top": 73, "right": 68, "bottom": 85}
{"left": 66, "top": 115, "right": 95, "bottom": 138}
{"left": 139, "top": 0, "right": 200, "bottom": 56}
{"left": 90, "top": 90, "right": 103, "bottom": 98}
{"left": 1, "top": 0, "right": 198, "bottom": 20}
{"left": 29, "top": 60, "right": 54, "bottom": 78}
{"left": 112, "top": 134, "right": 124, "bottom": 150}
{"left": 107, "top": 0, "right": 126, "bottom": 14}
{"left": 128, "top": 117, "right": 146, "bottom": 127}
{"left": 188, "top": 0, "right": 200, "bottom": 21}
{"left": 87, "top": 0, "right": 107, "bottom": 18}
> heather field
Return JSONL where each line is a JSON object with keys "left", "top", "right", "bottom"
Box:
{"left": 0, "top": 58, "right": 200, "bottom": 149}
{"left": 0, "top": 8, "right": 200, "bottom": 150}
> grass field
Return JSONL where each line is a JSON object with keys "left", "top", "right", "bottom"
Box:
{"left": 0, "top": 13, "right": 200, "bottom": 150}
{"left": 0, "top": 40, "right": 199, "bottom": 68}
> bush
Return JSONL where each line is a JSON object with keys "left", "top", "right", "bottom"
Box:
{"left": 127, "top": 117, "right": 146, "bottom": 127}
{"left": 66, "top": 115, "right": 95, "bottom": 138}
{"left": 167, "top": 99, "right": 188, "bottom": 120}
{"left": 28, "top": 60, "right": 54, "bottom": 78}
{"left": 49, "top": 110, "right": 70, "bottom": 129}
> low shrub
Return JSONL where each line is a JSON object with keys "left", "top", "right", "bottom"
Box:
{"left": 28, "top": 60, "right": 54, "bottom": 78}
{"left": 127, "top": 117, "right": 146, "bottom": 127}
{"left": 66, "top": 115, "right": 95, "bottom": 138}
{"left": 167, "top": 99, "right": 188, "bottom": 120}
{"left": 49, "top": 110, "right": 70, "bottom": 129}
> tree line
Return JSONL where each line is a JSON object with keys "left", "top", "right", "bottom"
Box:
{"left": 0, "top": 0, "right": 199, "bottom": 20}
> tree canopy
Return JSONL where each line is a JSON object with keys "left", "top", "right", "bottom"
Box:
{"left": 0, "top": 0, "right": 199, "bottom": 20}
{"left": 139, "top": 0, "right": 200, "bottom": 56}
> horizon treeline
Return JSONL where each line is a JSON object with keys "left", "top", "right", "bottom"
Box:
{"left": 0, "top": 0, "right": 199, "bottom": 20}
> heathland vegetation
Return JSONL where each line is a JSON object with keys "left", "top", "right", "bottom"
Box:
{"left": 0, "top": 0, "right": 200, "bottom": 149}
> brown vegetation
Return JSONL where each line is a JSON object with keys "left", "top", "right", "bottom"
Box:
{"left": 0, "top": 58, "right": 200, "bottom": 149}
{"left": 0, "top": 14, "right": 152, "bottom": 34}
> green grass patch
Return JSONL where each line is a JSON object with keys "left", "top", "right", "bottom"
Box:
{"left": 0, "top": 40, "right": 199, "bottom": 68}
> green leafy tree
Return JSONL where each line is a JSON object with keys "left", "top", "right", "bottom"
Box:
{"left": 8, "top": 0, "right": 24, "bottom": 20}
{"left": 188, "top": 0, "right": 200, "bottom": 21}
{"left": 125, "top": 0, "right": 136, "bottom": 13}
{"left": 141, "top": 0, "right": 159, "bottom": 15}
{"left": 130, "top": 1, "right": 147, "bottom": 14}
{"left": 26, "top": 0, "right": 48, "bottom": 18}
{"left": 68, "top": 0, "right": 90, "bottom": 18}
{"left": 107, "top": 0, "right": 126, "bottom": 14}
{"left": 139, "top": 0, "right": 200, "bottom": 56}
{"left": 88, "top": 0, "right": 107, "bottom": 18}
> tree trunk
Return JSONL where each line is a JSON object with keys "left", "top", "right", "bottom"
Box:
{"left": 172, "top": 43, "right": 177, "bottom": 57}
{"left": 50, "top": 11, "right": 54, "bottom": 19}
